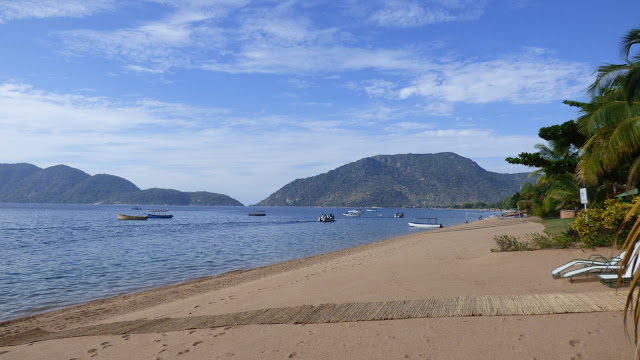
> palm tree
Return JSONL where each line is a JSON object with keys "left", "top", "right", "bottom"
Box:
{"left": 541, "top": 173, "right": 581, "bottom": 212}
{"left": 577, "top": 27, "right": 640, "bottom": 189}
{"left": 584, "top": 26, "right": 640, "bottom": 347}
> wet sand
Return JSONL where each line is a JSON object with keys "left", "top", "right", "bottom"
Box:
{"left": 0, "top": 218, "right": 637, "bottom": 359}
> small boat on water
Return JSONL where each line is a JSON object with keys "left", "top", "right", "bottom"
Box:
{"left": 408, "top": 217, "right": 442, "bottom": 228}
{"left": 343, "top": 209, "right": 362, "bottom": 216}
{"left": 318, "top": 213, "right": 335, "bottom": 222}
{"left": 498, "top": 209, "right": 523, "bottom": 219}
{"left": 249, "top": 210, "right": 266, "bottom": 216}
{"left": 393, "top": 212, "right": 404, "bottom": 218}
{"left": 117, "top": 213, "right": 148, "bottom": 220}
{"left": 343, "top": 212, "right": 360, "bottom": 217}
{"left": 146, "top": 209, "right": 173, "bottom": 219}
{"left": 131, "top": 206, "right": 142, "bottom": 210}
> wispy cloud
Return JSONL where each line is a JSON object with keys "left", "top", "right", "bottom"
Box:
{"left": 367, "top": 0, "right": 487, "bottom": 27}
{"left": 0, "top": 0, "right": 113, "bottom": 23}
{"left": 50, "top": 1, "right": 590, "bottom": 108}
{"left": 397, "top": 53, "right": 592, "bottom": 104}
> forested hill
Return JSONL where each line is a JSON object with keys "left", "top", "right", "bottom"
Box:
{"left": 0, "top": 163, "right": 243, "bottom": 206}
{"left": 257, "top": 153, "right": 531, "bottom": 207}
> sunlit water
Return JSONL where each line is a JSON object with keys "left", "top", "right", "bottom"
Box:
{"left": 0, "top": 203, "right": 497, "bottom": 321}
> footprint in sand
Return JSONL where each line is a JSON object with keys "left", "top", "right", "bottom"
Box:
{"left": 193, "top": 341, "right": 203, "bottom": 347}
{"left": 569, "top": 339, "right": 581, "bottom": 347}
{"left": 177, "top": 349, "right": 190, "bottom": 355}
{"left": 288, "top": 352, "right": 298, "bottom": 358}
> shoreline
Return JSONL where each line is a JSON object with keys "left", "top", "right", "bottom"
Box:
{"left": 2, "top": 216, "right": 636, "bottom": 359}
{"left": 0, "top": 217, "right": 531, "bottom": 336}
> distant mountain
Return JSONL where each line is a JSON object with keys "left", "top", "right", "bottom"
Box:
{"left": 257, "top": 153, "right": 531, "bottom": 207}
{"left": 0, "top": 163, "right": 243, "bottom": 206}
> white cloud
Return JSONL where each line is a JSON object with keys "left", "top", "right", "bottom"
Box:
{"left": 0, "top": 0, "right": 113, "bottom": 23}
{"left": 397, "top": 54, "right": 593, "bottom": 104}
{"left": 368, "top": 0, "right": 486, "bottom": 27}
{"left": 0, "top": 82, "right": 539, "bottom": 204}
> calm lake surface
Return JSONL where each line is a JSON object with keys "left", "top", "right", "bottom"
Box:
{"left": 0, "top": 203, "right": 498, "bottom": 322}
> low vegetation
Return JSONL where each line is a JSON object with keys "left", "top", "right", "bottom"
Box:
{"left": 491, "top": 231, "right": 577, "bottom": 252}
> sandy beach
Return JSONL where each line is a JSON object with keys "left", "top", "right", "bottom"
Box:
{"left": 1, "top": 218, "right": 637, "bottom": 359}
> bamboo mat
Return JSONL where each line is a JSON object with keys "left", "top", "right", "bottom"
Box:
{"left": 0, "top": 291, "right": 627, "bottom": 346}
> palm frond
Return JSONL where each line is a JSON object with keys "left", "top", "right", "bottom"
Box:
{"left": 620, "top": 28, "right": 640, "bottom": 59}
{"left": 588, "top": 63, "right": 630, "bottom": 96}
{"left": 625, "top": 63, "right": 640, "bottom": 102}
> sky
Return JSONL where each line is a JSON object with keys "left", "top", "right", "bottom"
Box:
{"left": 1, "top": 0, "right": 639, "bottom": 205}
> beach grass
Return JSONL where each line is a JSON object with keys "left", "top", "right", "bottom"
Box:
{"left": 541, "top": 218, "right": 575, "bottom": 236}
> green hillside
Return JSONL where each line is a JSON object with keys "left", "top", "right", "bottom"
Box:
{"left": 0, "top": 163, "right": 244, "bottom": 206}
{"left": 257, "top": 153, "right": 531, "bottom": 207}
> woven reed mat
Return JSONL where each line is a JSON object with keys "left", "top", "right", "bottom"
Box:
{"left": 0, "top": 291, "right": 626, "bottom": 346}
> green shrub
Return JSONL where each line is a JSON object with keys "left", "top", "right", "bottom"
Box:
{"left": 529, "top": 233, "right": 554, "bottom": 249}
{"left": 493, "top": 235, "right": 530, "bottom": 252}
{"left": 493, "top": 231, "right": 578, "bottom": 252}
{"left": 528, "top": 232, "right": 576, "bottom": 249}
{"left": 572, "top": 197, "right": 639, "bottom": 247}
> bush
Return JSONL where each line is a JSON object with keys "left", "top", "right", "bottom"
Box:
{"left": 493, "top": 232, "right": 578, "bottom": 252}
{"left": 572, "top": 197, "right": 639, "bottom": 247}
{"left": 493, "top": 235, "right": 530, "bottom": 252}
{"left": 529, "top": 232, "right": 575, "bottom": 249}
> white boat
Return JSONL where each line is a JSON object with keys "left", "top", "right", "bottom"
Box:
{"left": 343, "top": 209, "right": 362, "bottom": 216}
{"left": 408, "top": 217, "right": 442, "bottom": 228}
{"left": 408, "top": 222, "right": 442, "bottom": 228}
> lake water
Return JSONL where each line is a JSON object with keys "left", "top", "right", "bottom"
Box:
{"left": 0, "top": 203, "right": 497, "bottom": 322}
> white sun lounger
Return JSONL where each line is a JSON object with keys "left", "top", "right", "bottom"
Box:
{"left": 551, "top": 251, "right": 625, "bottom": 279}
{"left": 561, "top": 264, "right": 622, "bottom": 281}
{"left": 598, "top": 257, "right": 640, "bottom": 287}
{"left": 552, "top": 242, "right": 640, "bottom": 279}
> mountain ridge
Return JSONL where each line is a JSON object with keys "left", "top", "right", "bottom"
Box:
{"left": 257, "top": 153, "right": 530, "bottom": 207}
{"left": 0, "top": 163, "right": 244, "bottom": 206}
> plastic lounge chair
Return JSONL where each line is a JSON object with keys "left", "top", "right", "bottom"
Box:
{"left": 561, "top": 264, "right": 622, "bottom": 282}
{"left": 551, "top": 250, "right": 626, "bottom": 279}
{"left": 559, "top": 242, "right": 640, "bottom": 282}
{"left": 598, "top": 258, "right": 640, "bottom": 287}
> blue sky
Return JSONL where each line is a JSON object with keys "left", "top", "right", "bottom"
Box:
{"left": 1, "top": 0, "right": 639, "bottom": 205}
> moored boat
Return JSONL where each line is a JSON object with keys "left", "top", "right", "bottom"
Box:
{"left": 146, "top": 209, "right": 173, "bottom": 219}
{"left": 117, "top": 213, "right": 148, "bottom": 220}
{"left": 498, "top": 209, "right": 523, "bottom": 218}
{"left": 343, "top": 212, "right": 360, "bottom": 217}
{"left": 343, "top": 209, "right": 362, "bottom": 216}
{"left": 393, "top": 212, "right": 404, "bottom": 218}
{"left": 249, "top": 210, "right": 266, "bottom": 216}
{"left": 408, "top": 217, "right": 442, "bottom": 228}
{"left": 318, "top": 213, "right": 335, "bottom": 222}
